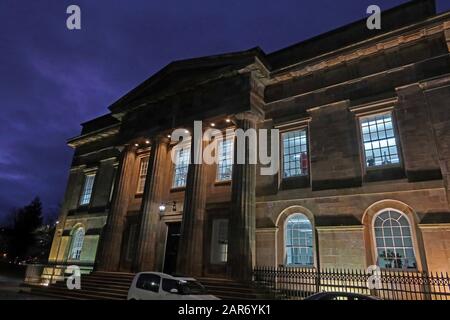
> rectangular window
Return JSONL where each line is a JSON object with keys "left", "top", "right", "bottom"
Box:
{"left": 136, "top": 156, "right": 149, "bottom": 194}
{"left": 210, "top": 219, "right": 228, "bottom": 264}
{"left": 125, "top": 224, "right": 138, "bottom": 261}
{"left": 79, "top": 173, "right": 96, "bottom": 206}
{"left": 282, "top": 129, "right": 308, "bottom": 178}
{"left": 172, "top": 144, "right": 190, "bottom": 188}
{"left": 216, "top": 138, "right": 233, "bottom": 182}
{"left": 360, "top": 113, "right": 400, "bottom": 168}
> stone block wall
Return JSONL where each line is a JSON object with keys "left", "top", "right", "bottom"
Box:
{"left": 420, "top": 225, "right": 450, "bottom": 272}
{"left": 317, "top": 227, "right": 366, "bottom": 270}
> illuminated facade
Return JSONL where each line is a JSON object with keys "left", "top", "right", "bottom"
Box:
{"left": 48, "top": 0, "right": 450, "bottom": 281}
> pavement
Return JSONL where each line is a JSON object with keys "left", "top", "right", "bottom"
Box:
{"left": 0, "top": 273, "right": 58, "bottom": 300}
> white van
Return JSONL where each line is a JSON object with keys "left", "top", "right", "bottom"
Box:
{"left": 127, "top": 272, "right": 220, "bottom": 300}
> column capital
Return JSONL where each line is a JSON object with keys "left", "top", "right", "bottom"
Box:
{"left": 115, "top": 143, "right": 139, "bottom": 154}
{"left": 232, "top": 111, "right": 262, "bottom": 127}
{"left": 151, "top": 134, "right": 171, "bottom": 144}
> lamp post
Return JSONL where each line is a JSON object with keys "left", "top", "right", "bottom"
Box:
{"left": 158, "top": 201, "right": 177, "bottom": 218}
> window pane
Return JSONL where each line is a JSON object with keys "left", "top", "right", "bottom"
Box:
{"left": 70, "top": 227, "right": 85, "bottom": 260}
{"left": 172, "top": 144, "right": 191, "bottom": 188}
{"left": 136, "top": 274, "right": 160, "bottom": 292}
{"left": 210, "top": 219, "right": 228, "bottom": 264}
{"left": 282, "top": 130, "right": 308, "bottom": 178}
{"left": 360, "top": 113, "right": 400, "bottom": 168}
{"left": 79, "top": 174, "right": 96, "bottom": 206}
{"left": 216, "top": 138, "right": 233, "bottom": 181}
{"left": 136, "top": 156, "right": 149, "bottom": 194}
{"left": 285, "top": 214, "right": 313, "bottom": 267}
{"left": 125, "top": 224, "right": 138, "bottom": 261}
{"left": 374, "top": 210, "right": 417, "bottom": 269}
{"left": 162, "top": 279, "right": 179, "bottom": 293}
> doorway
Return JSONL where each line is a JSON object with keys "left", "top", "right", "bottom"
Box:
{"left": 163, "top": 222, "right": 181, "bottom": 275}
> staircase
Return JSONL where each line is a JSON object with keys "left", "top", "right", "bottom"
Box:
{"left": 28, "top": 272, "right": 262, "bottom": 300}
{"left": 28, "top": 271, "right": 134, "bottom": 300}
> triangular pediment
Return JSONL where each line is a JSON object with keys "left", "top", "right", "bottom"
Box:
{"left": 109, "top": 47, "right": 265, "bottom": 114}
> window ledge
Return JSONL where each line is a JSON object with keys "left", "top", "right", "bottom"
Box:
{"left": 214, "top": 180, "right": 231, "bottom": 186}
{"left": 378, "top": 268, "right": 418, "bottom": 272}
{"left": 364, "top": 166, "right": 405, "bottom": 182}
{"left": 280, "top": 264, "right": 315, "bottom": 269}
{"left": 366, "top": 163, "right": 401, "bottom": 171}
{"left": 280, "top": 176, "right": 310, "bottom": 190}
{"left": 170, "top": 186, "right": 186, "bottom": 192}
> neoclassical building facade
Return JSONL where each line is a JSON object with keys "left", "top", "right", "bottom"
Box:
{"left": 48, "top": 0, "right": 450, "bottom": 281}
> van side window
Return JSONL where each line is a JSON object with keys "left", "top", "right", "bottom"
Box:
{"left": 136, "top": 274, "right": 160, "bottom": 293}
{"left": 162, "top": 279, "right": 179, "bottom": 293}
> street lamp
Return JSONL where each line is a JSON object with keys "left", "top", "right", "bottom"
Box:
{"left": 159, "top": 201, "right": 177, "bottom": 217}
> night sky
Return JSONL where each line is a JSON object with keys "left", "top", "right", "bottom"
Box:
{"left": 1, "top": 0, "right": 449, "bottom": 221}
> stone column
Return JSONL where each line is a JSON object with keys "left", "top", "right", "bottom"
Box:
{"left": 228, "top": 112, "right": 257, "bottom": 281}
{"left": 96, "top": 145, "right": 136, "bottom": 271}
{"left": 134, "top": 137, "right": 168, "bottom": 272}
{"left": 176, "top": 135, "right": 208, "bottom": 277}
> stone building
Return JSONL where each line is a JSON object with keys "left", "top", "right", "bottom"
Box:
{"left": 48, "top": 0, "right": 450, "bottom": 281}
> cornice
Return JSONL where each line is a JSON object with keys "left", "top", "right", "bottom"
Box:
{"left": 269, "top": 13, "right": 450, "bottom": 84}
{"left": 67, "top": 124, "right": 120, "bottom": 148}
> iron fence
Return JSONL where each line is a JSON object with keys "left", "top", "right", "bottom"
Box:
{"left": 253, "top": 266, "right": 450, "bottom": 300}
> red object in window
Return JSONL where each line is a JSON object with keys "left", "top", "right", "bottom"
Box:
{"left": 300, "top": 152, "right": 308, "bottom": 174}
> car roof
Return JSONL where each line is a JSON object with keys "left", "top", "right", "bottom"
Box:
{"left": 173, "top": 277, "right": 197, "bottom": 281}
{"left": 135, "top": 272, "right": 197, "bottom": 282}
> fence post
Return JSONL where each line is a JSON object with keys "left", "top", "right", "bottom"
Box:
{"left": 316, "top": 267, "right": 321, "bottom": 293}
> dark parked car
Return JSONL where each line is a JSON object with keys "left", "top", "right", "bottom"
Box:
{"left": 304, "top": 292, "right": 380, "bottom": 300}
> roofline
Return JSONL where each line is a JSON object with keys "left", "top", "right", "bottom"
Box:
{"left": 108, "top": 47, "right": 267, "bottom": 113}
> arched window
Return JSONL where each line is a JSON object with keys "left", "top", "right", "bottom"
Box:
{"left": 70, "top": 227, "right": 85, "bottom": 260}
{"left": 373, "top": 210, "right": 417, "bottom": 269}
{"left": 285, "top": 214, "right": 313, "bottom": 267}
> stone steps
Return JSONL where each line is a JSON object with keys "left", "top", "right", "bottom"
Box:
{"left": 29, "top": 271, "right": 133, "bottom": 300}
{"left": 29, "top": 271, "right": 262, "bottom": 300}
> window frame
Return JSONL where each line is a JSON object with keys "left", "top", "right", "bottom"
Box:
{"left": 280, "top": 127, "right": 310, "bottom": 180}
{"left": 284, "top": 213, "right": 314, "bottom": 268}
{"left": 210, "top": 218, "right": 229, "bottom": 265}
{"left": 215, "top": 135, "right": 234, "bottom": 183}
{"left": 371, "top": 208, "right": 418, "bottom": 271}
{"left": 136, "top": 274, "right": 161, "bottom": 293}
{"left": 136, "top": 155, "right": 150, "bottom": 195}
{"left": 357, "top": 110, "right": 403, "bottom": 172}
{"left": 161, "top": 278, "right": 179, "bottom": 293}
{"left": 171, "top": 141, "right": 191, "bottom": 189}
{"left": 125, "top": 223, "right": 138, "bottom": 262}
{"left": 78, "top": 171, "right": 96, "bottom": 207}
{"left": 69, "top": 226, "right": 85, "bottom": 261}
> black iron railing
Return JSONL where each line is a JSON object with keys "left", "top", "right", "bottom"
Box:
{"left": 253, "top": 266, "right": 450, "bottom": 300}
